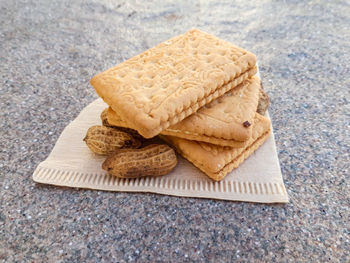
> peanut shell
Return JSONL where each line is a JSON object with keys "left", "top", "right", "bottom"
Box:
{"left": 102, "top": 144, "right": 177, "bottom": 178}
{"left": 84, "top": 125, "right": 141, "bottom": 155}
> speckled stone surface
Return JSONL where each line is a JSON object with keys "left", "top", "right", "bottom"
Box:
{"left": 1, "top": 0, "right": 349, "bottom": 262}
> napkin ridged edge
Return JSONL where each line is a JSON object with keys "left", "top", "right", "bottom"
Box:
{"left": 33, "top": 166, "right": 288, "bottom": 203}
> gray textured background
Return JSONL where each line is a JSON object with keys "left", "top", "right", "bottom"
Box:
{"left": 1, "top": 0, "right": 349, "bottom": 262}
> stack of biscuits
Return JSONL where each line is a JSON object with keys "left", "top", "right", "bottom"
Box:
{"left": 91, "top": 29, "right": 270, "bottom": 181}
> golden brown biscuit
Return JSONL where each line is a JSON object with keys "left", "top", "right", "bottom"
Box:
{"left": 107, "top": 107, "right": 249, "bottom": 147}
{"left": 161, "top": 114, "right": 271, "bottom": 181}
{"left": 161, "top": 76, "right": 261, "bottom": 142}
{"left": 91, "top": 29, "right": 257, "bottom": 138}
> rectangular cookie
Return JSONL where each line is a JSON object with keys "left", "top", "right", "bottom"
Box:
{"left": 161, "top": 76, "right": 261, "bottom": 143}
{"left": 107, "top": 76, "right": 261, "bottom": 147}
{"left": 91, "top": 28, "right": 257, "bottom": 138}
{"left": 106, "top": 106, "right": 246, "bottom": 148}
{"left": 160, "top": 113, "right": 271, "bottom": 181}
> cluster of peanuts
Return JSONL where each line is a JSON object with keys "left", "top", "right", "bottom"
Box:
{"left": 83, "top": 109, "right": 177, "bottom": 178}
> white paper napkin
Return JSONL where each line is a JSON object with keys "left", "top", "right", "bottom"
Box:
{"left": 33, "top": 98, "right": 288, "bottom": 203}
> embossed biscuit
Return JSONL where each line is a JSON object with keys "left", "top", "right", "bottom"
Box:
{"left": 161, "top": 76, "right": 261, "bottom": 142}
{"left": 107, "top": 77, "right": 261, "bottom": 147}
{"left": 161, "top": 114, "right": 271, "bottom": 181}
{"left": 91, "top": 29, "right": 257, "bottom": 138}
{"left": 106, "top": 107, "right": 247, "bottom": 147}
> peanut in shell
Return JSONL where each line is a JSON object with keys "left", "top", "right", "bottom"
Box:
{"left": 84, "top": 125, "right": 141, "bottom": 155}
{"left": 102, "top": 144, "right": 177, "bottom": 178}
